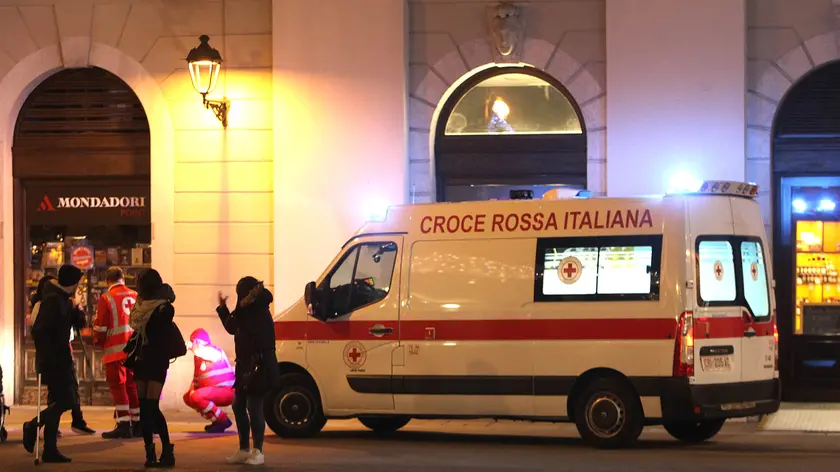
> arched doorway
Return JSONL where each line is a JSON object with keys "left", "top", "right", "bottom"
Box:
{"left": 12, "top": 67, "right": 151, "bottom": 405}
{"left": 773, "top": 61, "right": 840, "bottom": 402}
{"left": 434, "top": 66, "right": 586, "bottom": 202}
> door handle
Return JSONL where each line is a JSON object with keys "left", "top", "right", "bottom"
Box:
{"left": 369, "top": 324, "right": 393, "bottom": 337}
{"left": 743, "top": 331, "right": 757, "bottom": 338}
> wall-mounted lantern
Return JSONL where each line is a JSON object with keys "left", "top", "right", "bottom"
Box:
{"left": 186, "top": 35, "right": 229, "bottom": 128}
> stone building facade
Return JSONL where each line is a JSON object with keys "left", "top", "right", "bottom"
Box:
{"left": 2, "top": 0, "right": 840, "bottom": 407}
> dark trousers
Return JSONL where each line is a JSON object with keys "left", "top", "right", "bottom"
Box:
{"left": 48, "top": 361, "right": 84, "bottom": 425}
{"left": 37, "top": 371, "right": 77, "bottom": 451}
{"left": 232, "top": 392, "right": 266, "bottom": 451}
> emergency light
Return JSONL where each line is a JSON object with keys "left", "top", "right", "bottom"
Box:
{"left": 668, "top": 180, "right": 759, "bottom": 198}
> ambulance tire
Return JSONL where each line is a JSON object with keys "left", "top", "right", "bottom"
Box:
{"left": 573, "top": 377, "right": 644, "bottom": 449}
{"left": 265, "top": 373, "right": 327, "bottom": 439}
{"left": 358, "top": 416, "right": 411, "bottom": 434}
{"left": 663, "top": 419, "right": 725, "bottom": 443}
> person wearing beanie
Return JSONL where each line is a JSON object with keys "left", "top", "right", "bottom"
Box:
{"left": 23, "top": 264, "right": 86, "bottom": 463}
{"left": 183, "top": 328, "right": 235, "bottom": 433}
{"left": 217, "top": 276, "right": 280, "bottom": 466}
{"left": 127, "top": 268, "right": 185, "bottom": 468}
{"left": 29, "top": 275, "right": 96, "bottom": 438}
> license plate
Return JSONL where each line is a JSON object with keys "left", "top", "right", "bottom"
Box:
{"left": 701, "top": 355, "right": 732, "bottom": 372}
{"left": 721, "top": 401, "right": 756, "bottom": 411}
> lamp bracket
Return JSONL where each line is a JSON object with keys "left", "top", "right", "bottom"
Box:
{"left": 201, "top": 94, "right": 229, "bottom": 128}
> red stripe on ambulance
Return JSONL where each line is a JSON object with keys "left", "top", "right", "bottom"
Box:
{"left": 275, "top": 318, "right": 676, "bottom": 342}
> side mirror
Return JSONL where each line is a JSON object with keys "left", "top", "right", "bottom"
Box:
{"left": 304, "top": 281, "right": 328, "bottom": 322}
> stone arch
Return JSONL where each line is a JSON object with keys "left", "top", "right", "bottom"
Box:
{"left": 0, "top": 42, "right": 174, "bottom": 404}
{"left": 746, "top": 31, "right": 840, "bottom": 237}
{"left": 409, "top": 37, "right": 605, "bottom": 203}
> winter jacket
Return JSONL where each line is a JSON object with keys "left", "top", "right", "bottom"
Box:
{"left": 31, "top": 281, "right": 85, "bottom": 379}
{"left": 130, "top": 284, "right": 183, "bottom": 366}
{"left": 217, "top": 285, "right": 279, "bottom": 394}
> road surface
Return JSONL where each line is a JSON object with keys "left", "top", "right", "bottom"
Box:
{"left": 0, "top": 410, "right": 837, "bottom": 471}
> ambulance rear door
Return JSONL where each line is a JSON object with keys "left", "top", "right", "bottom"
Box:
{"left": 730, "top": 197, "right": 777, "bottom": 383}
{"left": 689, "top": 197, "right": 744, "bottom": 385}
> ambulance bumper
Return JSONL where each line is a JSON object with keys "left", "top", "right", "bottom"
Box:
{"left": 658, "top": 378, "right": 781, "bottom": 421}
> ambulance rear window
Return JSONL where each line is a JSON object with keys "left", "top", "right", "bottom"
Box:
{"left": 695, "top": 236, "right": 771, "bottom": 321}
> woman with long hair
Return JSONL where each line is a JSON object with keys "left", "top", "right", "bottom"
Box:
{"left": 217, "top": 277, "right": 279, "bottom": 466}
{"left": 128, "top": 269, "right": 182, "bottom": 468}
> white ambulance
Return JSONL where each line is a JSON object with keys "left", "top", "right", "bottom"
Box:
{"left": 265, "top": 180, "right": 780, "bottom": 448}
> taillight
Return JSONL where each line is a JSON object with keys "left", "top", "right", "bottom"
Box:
{"left": 773, "top": 310, "right": 779, "bottom": 372}
{"left": 673, "top": 311, "right": 695, "bottom": 377}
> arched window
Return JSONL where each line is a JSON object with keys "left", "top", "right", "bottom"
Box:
{"left": 444, "top": 73, "right": 582, "bottom": 136}
{"left": 434, "top": 67, "right": 587, "bottom": 202}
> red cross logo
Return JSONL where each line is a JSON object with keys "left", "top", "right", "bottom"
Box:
{"left": 122, "top": 296, "right": 136, "bottom": 315}
{"left": 715, "top": 266, "right": 722, "bottom": 277}
{"left": 343, "top": 341, "right": 366, "bottom": 369}
{"left": 714, "top": 261, "right": 724, "bottom": 280}
{"left": 751, "top": 262, "right": 758, "bottom": 281}
{"left": 558, "top": 256, "right": 582, "bottom": 284}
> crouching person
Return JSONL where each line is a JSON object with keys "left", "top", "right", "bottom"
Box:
{"left": 183, "top": 329, "right": 235, "bottom": 432}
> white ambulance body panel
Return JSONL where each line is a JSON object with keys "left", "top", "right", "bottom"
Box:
{"left": 268, "top": 181, "right": 781, "bottom": 448}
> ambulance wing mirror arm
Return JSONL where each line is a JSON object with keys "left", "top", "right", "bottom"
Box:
{"left": 305, "top": 281, "right": 329, "bottom": 322}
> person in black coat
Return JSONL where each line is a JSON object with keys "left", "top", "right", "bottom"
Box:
{"left": 29, "top": 275, "right": 95, "bottom": 437}
{"left": 22, "top": 265, "right": 85, "bottom": 463}
{"left": 128, "top": 268, "right": 182, "bottom": 468}
{"left": 217, "top": 277, "right": 279, "bottom": 466}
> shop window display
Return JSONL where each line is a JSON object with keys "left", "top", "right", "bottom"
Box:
{"left": 25, "top": 225, "right": 151, "bottom": 338}
{"left": 794, "top": 220, "right": 840, "bottom": 335}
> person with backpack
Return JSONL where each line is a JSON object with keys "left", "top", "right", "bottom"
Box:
{"left": 126, "top": 268, "right": 186, "bottom": 468}
{"left": 23, "top": 265, "right": 86, "bottom": 463}
{"left": 29, "top": 275, "right": 96, "bottom": 438}
{"left": 217, "top": 277, "right": 280, "bottom": 466}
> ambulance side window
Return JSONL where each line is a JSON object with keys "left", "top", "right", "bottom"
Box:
{"left": 534, "top": 235, "right": 662, "bottom": 302}
{"left": 324, "top": 242, "right": 398, "bottom": 317}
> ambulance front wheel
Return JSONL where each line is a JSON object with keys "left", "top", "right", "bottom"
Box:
{"left": 358, "top": 416, "right": 411, "bottom": 434}
{"left": 265, "top": 373, "right": 327, "bottom": 439}
{"left": 663, "top": 419, "right": 725, "bottom": 443}
{"left": 573, "top": 377, "right": 644, "bottom": 449}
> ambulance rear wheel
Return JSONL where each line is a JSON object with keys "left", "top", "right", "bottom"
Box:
{"left": 574, "top": 377, "right": 644, "bottom": 449}
{"left": 663, "top": 419, "right": 725, "bottom": 443}
{"left": 358, "top": 416, "right": 411, "bottom": 434}
{"left": 265, "top": 373, "right": 327, "bottom": 438}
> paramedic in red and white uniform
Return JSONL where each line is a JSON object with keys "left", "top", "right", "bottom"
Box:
{"left": 184, "top": 329, "right": 235, "bottom": 432}
{"left": 93, "top": 267, "right": 140, "bottom": 439}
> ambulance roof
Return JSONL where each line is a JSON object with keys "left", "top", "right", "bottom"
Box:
{"left": 353, "top": 180, "right": 758, "bottom": 242}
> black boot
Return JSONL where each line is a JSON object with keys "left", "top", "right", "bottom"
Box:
{"left": 158, "top": 443, "right": 175, "bottom": 468}
{"left": 144, "top": 443, "right": 159, "bottom": 468}
{"left": 42, "top": 448, "right": 72, "bottom": 463}
{"left": 102, "top": 422, "right": 132, "bottom": 439}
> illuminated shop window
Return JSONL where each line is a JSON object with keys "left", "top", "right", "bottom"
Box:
{"left": 444, "top": 73, "right": 582, "bottom": 136}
